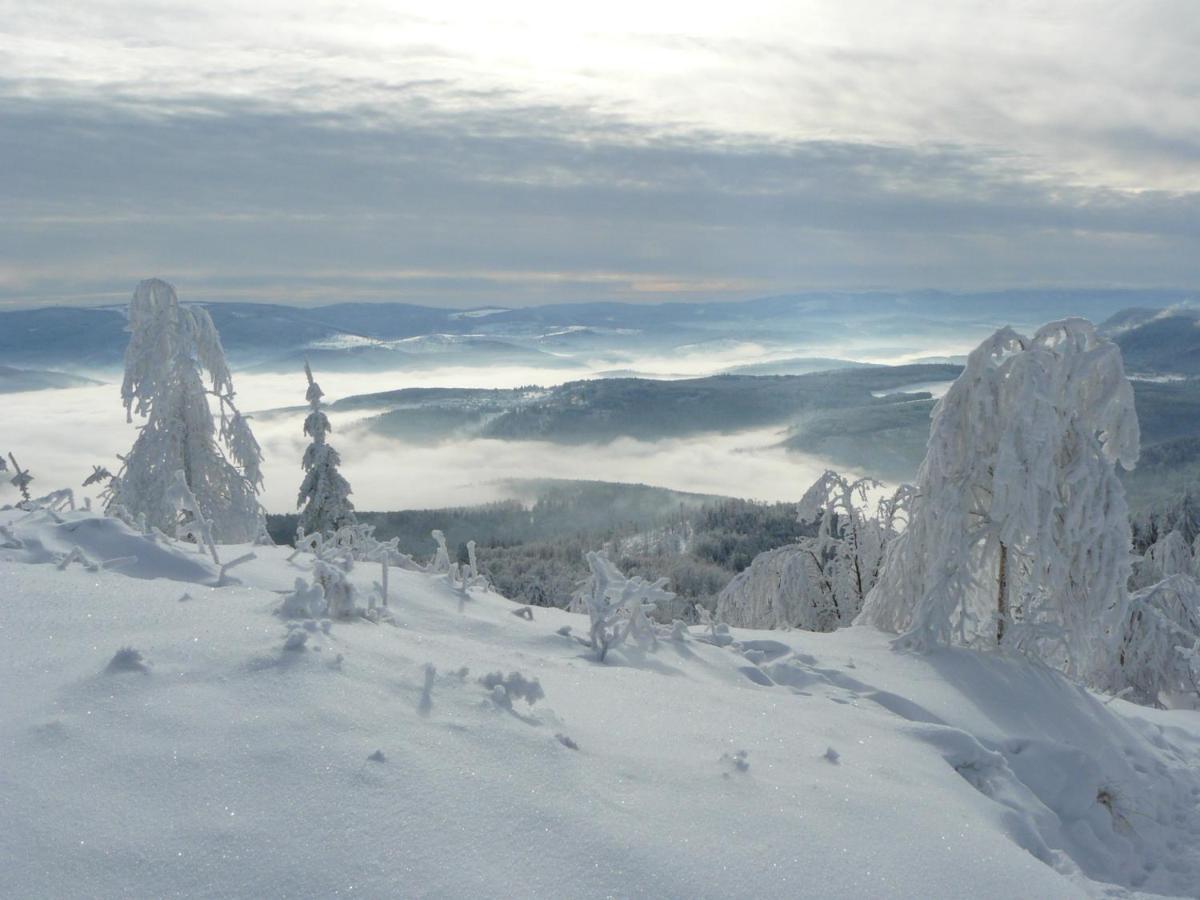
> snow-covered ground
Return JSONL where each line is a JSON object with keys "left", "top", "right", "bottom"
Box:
{"left": 3, "top": 507, "right": 1199, "bottom": 898}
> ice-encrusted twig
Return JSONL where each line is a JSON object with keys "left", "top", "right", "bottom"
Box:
{"left": 56, "top": 546, "right": 99, "bottom": 572}
{"left": 0, "top": 524, "right": 22, "bottom": 550}
{"left": 216, "top": 552, "right": 256, "bottom": 587}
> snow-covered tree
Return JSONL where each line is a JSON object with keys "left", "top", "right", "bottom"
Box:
{"left": 1120, "top": 575, "right": 1200, "bottom": 706}
{"left": 857, "top": 320, "right": 1140, "bottom": 685}
{"left": 717, "top": 472, "right": 911, "bottom": 631}
{"left": 716, "top": 544, "right": 823, "bottom": 630}
{"left": 296, "top": 361, "right": 356, "bottom": 538}
{"left": 1148, "top": 530, "right": 1192, "bottom": 578}
{"left": 1140, "top": 530, "right": 1195, "bottom": 586}
{"left": 106, "top": 279, "right": 264, "bottom": 543}
{"left": 1130, "top": 486, "right": 1200, "bottom": 554}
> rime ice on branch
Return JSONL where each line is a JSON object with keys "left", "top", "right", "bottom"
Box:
{"left": 7, "top": 453, "right": 33, "bottom": 503}
{"left": 857, "top": 319, "right": 1140, "bottom": 687}
{"left": 105, "top": 279, "right": 264, "bottom": 543}
{"left": 296, "top": 361, "right": 356, "bottom": 539}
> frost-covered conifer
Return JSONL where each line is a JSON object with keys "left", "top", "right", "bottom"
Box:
{"left": 858, "top": 320, "right": 1140, "bottom": 685}
{"left": 296, "top": 361, "right": 356, "bottom": 538}
{"left": 106, "top": 280, "right": 264, "bottom": 543}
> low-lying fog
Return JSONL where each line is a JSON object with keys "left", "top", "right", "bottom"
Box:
{"left": 4, "top": 365, "right": 860, "bottom": 513}
{"left": 1, "top": 319, "right": 997, "bottom": 512}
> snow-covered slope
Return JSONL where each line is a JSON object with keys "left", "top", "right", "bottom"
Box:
{"left": 2, "top": 508, "right": 1199, "bottom": 898}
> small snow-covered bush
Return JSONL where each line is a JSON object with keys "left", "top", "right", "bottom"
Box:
{"left": 429, "top": 529, "right": 451, "bottom": 574}
{"left": 278, "top": 577, "right": 327, "bottom": 619}
{"left": 291, "top": 522, "right": 422, "bottom": 615}
{"left": 576, "top": 551, "right": 675, "bottom": 661}
{"left": 105, "top": 646, "right": 150, "bottom": 674}
{"left": 313, "top": 558, "right": 357, "bottom": 619}
{"left": 479, "top": 671, "right": 544, "bottom": 708}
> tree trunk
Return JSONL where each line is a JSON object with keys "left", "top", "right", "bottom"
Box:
{"left": 997, "top": 541, "right": 1009, "bottom": 646}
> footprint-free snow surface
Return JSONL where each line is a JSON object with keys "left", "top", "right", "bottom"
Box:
{"left": 2, "top": 509, "right": 1199, "bottom": 898}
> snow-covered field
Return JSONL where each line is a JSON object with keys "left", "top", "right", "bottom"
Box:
{"left": 3, "top": 507, "right": 1200, "bottom": 898}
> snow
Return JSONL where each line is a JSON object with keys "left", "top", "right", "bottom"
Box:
{"left": 2, "top": 507, "right": 1200, "bottom": 898}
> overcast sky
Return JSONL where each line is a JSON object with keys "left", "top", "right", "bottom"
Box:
{"left": 1, "top": 1, "right": 1197, "bottom": 307}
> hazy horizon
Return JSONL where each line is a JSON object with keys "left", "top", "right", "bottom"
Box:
{"left": 6, "top": 284, "right": 1200, "bottom": 314}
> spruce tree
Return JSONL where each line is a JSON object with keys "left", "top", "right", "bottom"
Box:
{"left": 296, "top": 361, "right": 356, "bottom": 538}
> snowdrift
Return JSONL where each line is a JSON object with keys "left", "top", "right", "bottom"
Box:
{"left": 1, "top": 508, "right": 219, "bottom": 582}
{"left": 2, "top": 509, "right": 1199, "bottom": 898}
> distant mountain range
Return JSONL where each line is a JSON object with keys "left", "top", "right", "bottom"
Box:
{"left": 301, "top": 364, "right": 964, "bottom": 446}
{"left": 0, "top": 289, "right": 1191, "bottom": 376}
{"left": 0, "top": 365, "right": 101, "bottom": 394}
{"left": 1102, "top": 307, "right": 1200, "bottom": 376}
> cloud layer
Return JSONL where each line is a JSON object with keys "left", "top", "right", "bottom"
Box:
{"left": 1, "top": 1, "right": 1197, "bottom": 305}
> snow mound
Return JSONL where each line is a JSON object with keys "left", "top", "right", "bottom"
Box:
{"left": 1, "top": 508, "right": 218, "bottom": 582}
{"left": 1, "top": 514, "right": 1198, "bottom": 898}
